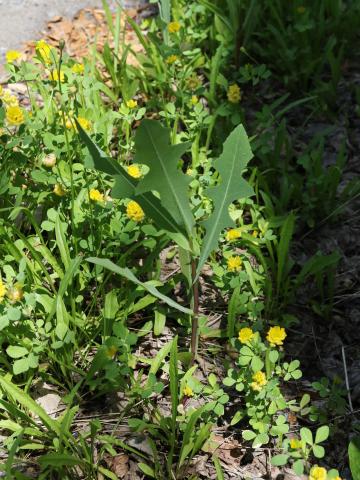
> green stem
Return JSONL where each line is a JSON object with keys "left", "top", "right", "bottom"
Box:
{"left": 190, "top": 260, "right": 199, "bottom": 365}
{"left": 265, "top": 349, "right": 272, "bottom": 378}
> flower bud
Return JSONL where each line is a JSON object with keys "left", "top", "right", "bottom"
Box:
{"left": 43, "top": 153, "right": 56, "bottom": 168}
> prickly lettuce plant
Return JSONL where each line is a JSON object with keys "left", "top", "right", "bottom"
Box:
{"left": 78, "top": 119, "right": 253, "bottom": 361}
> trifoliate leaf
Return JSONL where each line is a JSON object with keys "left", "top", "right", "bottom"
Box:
{"left": 6, "top": 346, "right": 28, "bottom": 359}
{"left": 134, "top": 120, "right": 194, "bottom": 235}
{"left": 315, "top": 425, "right": 329, "bottom": 444}
{"left": 196, "top": 124, "right": 254, "bottom": 279}
{"left": 242, "top": 430, "right": 256, "bottom": 441}
{"left": 271, "top": 454, "right": 289, "bottom": 466}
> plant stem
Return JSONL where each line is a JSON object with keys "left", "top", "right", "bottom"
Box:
{"left": 190, "top": 260, "right": 199, "bottom": 364}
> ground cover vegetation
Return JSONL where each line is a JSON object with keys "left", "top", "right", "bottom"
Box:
{"left": 0, "top": 0, "right": 359, "bottom": 478}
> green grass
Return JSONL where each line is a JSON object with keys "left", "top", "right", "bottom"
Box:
{"left": 0, "top": 0, "right": 358, "bottom": 478}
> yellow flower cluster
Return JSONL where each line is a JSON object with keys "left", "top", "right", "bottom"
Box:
{"left": 106, "top": 345, "right": 118, "bottom": 359}
{"left": 72, "top": 63, "right": 84, "bottom": 74}
{"left": 65, "top": 116, "right": 74, "bottom": 129}
{"left": 251, "top": 371, "right": 267, "bottom": 391}
{"left": 49, "top": 69, "right": 65, "bottom": 83}
{"left": 7, "top": 284, "right": 24, "bottom": 303}
{"left": 126, "top": 99, "right": 137, "bottom": 109}
{"left": 2, "top": 89, "right": 19, "bottom": 107}
{"left": 289, "top": 438, "right": 303, "bottom": 449}
{"left": 126, "top": 200, "right": 144, "bottom": 222}
{"left": 190, "top": 95, "right": 199, "bottom": 105}
{"left": 6, "top": 106, "right": 24, "bottom": 126}
{"left": 36, "top": 39, "right": 52, "bottom": 64}
{"left": 6, "top": 50, "right": 21, "bottom": 63}
{"left": 266, "top": 326, "right": 287, "bottom": 346}
{"left": 77, "top": 117, "right": 91, "bottom": 131}
{"left": 65, "top": 115, "right": 91, "bottom": 131}
{"left": 89, "top": 188, "right": 104, "bottom": 203}
{"left": 238, "top": 327, "right": 254, "bottom": 344}
{"left": 227, "top": 256, "right": 242, "bottom": 272}
{"left": 166, "top": 54, "right": 178, "bottom": 64}
{"left": 53, "top": 184, "right": 66, "bottom": 197}
{"left": 0, "top": 279, "right": 6, "bottom": 302}
{"left": 183, "top": 385, "right": 194, "bottom": 397}
{"left": 226, "top": 229, "right": 241, "bottom": 241}
{"left": 227, "top": 84, "right": 241, "bottom": 103}
{"left": 167, "top": 21, "right": 181, "bottom": 33}
{"left": 127, "top": 164, "right": 141, "bottom": 178}
{"left": 309, "top": 466, "right": 327, "bottom": 480}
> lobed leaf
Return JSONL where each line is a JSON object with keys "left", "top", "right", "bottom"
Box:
{"left": 76, "top": 119, "right": 188, "bottom": 239}
{"left": 196, "top": 124, "right": 254, "bottom": 279}
{"left": 134, "top": 120, "right": 194, "bottom": 235}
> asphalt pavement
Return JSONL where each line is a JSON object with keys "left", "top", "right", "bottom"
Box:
{"left": 0, "top": 0, "right": 146, "bottom": 65}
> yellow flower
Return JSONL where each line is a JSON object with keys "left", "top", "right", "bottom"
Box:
{"left": 126, "top": 200, "right": 144, "bottom": 222}
{"left": 289, "top": 438, "right": 302, "bottom": 449}
{"left": 106, "top": 345, "right": 117, "bottom": 358}
{"left": 89, "top": 188, "right": 104, "bottom": 203}
{"left": 227, "top": 256, "right": 242, "bottom": 272}
{"left": 297, "top": 6, "right": 306, "bottom": 14}
{"left": 238, "top": 327, "right": 254, "bottom": 344}
{"left": 71, "top": 63, "right": 84, "bottom": 74}
{"left": 252, "top": 229, "right": 259, "bottom": 238}
{"left": 226, "top": 229, "right": 241, "bottom": 241}
{"left": 190, "top": 95, "right": 199, "bottom": 105}
{"left": 6, "top": 50, "right": 21, "bottom": 63}
{"left": 6, "top": 106, "right": 24, "bottom": 126}
{"left": 0, "top": 279, "right": 6, "bottom": 302}
{"left": 126, "top": 99, "right": 138, "bottom": 109}
{"left": 251, "top": 371, "right": 267, "bottom": 391}
{"left": 127, "top": 164, "right": 141, "bottom": 179}
{"left": 309, "top": 466, "right": 327, "bottom": 480}
{"left": 267, "top": 326, "right": 287, "bottom": 346}
{"left": 334, "top": 477, "right": 342, "bottom": 480}
{"left": 66, "top": 114, "right": 91, "bottom": 131}
{"left": 65, "top": 116, "right": 74, "bottom": 129}
{"left": 42, "top": 153, "right": 56, "bottom": 168}
{"left": 3, "top": 90, "right": 19, "bottom": 107}
{"left": 77, "top": 117, "right": 91, "bottom": 131}
{"left": 227, "top": 83, "right": 241, "bottom": 103}
{"left": 7, "top": 284, "right": 23, "bottom": 303}
{"left": 49, "top": 69, "right": 65, "bottom": 83}
{"left": 183, "top": 385, "right": 194, "bottom": 397}
{"left": 168, "top": 21, "right": 181, "bottom": 33}
{"left": 53, "top": 183, "right": 66, "bottom": 197}
{"left": 227, "top": 84, "right": 241, "bottom": 103}
{"left": 36, "top": 39, "right": 52, "bottom": 64}
{"left": 166, "top": 54, "right": 178, "bottom": 64}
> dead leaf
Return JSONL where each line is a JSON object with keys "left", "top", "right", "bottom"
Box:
{"left": 109, "top": 454, "right": 129, "bottom": 478}
{"left": 35, "top": 393, "right": 61, "bottom": 418}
